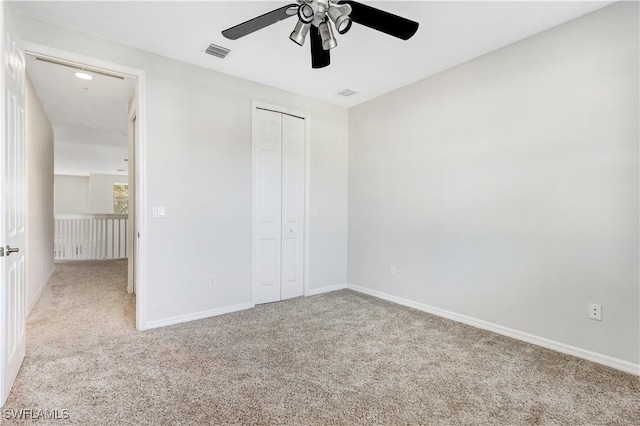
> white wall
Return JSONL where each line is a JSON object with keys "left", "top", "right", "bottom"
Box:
{"left": 54, "top": 173, "right": 128, "bottom": 214}
{"left": 54, "top": 175, "right": 89, "bottom": 214}
{"left": 348, "top": 2, "right": 639, "bottom": 366}
{"left": 13, "top": 14, "right": 349, "bottom": 324}
{"left": 89, "top": 173, "right": 128, "bottom": 214}
{"left": 25, "top": 75, "right": 54, "bottom": 311}
{"left": 54, "top": 140, "right": 129, "bottom": 177}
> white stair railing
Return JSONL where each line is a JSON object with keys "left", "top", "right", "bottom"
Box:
{"left": 54, "top": 214, "right": 128, "bottom": 260}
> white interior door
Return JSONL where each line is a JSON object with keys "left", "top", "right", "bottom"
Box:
{"left": 280, "top": 114, "right": 305, "bottom": 300}
{"left": 252, "top": 108, "right": 305, "bottom": 304}
{"left": 1, "top": 27, "right": 27, "bottom": 406}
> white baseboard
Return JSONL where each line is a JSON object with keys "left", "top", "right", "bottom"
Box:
{"left": 346, "top": 283, "right": 640, "bottom": 376}
{"left": 306, "top": 283, "right": 347, "bottom": 296}
{"left": 28, "top": 267, "right": 55, "bottom": 315}
{"left": 145, "top": 282, "right": 352, "bottom": 330}
{"left": 144, "top": 302, "right": 254, "bottom": 330}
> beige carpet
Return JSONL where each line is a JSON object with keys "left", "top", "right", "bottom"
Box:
{"left": 4, "top": 260, "right": 639, "bottom": 425}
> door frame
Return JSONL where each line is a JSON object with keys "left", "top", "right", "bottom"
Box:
{"left": 1, "top": 0, "right": 6, "bottom": 405}
{"left": 127, "top": 97, "right": 137, "bottom": 295}
{"left": 20, "top": 41, "right": 149, "bottom": 331}
{"left": 250, "top": 101, "right": 311, "bottom": 303}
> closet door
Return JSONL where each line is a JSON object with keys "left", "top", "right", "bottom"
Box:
{"left": 252, "top": 108, "right": 305, "bottom": 304}
{"left": 280, "top": 115, "right": 305, "bottom": 300}
{"left": 252, "top": 109, "right": 283, "bottom": 304}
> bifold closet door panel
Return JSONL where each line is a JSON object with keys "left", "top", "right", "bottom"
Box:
{"left": 252, "top": 109, "right": 283, "bottom": 305}
{"left": 281, "top": 114, "right": 305, "bottom": 300}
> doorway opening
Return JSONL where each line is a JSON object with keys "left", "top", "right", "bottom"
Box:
{"left": 25, "top": 51, "right": 138, "bottom": 320}
{"left": 18, "top": 42, "right": 146, "bottom": 330}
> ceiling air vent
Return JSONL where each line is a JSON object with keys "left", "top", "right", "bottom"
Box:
{"left": 338, "top": 88, "right": 357, "bottom": 97}
{"left": 206, "top": 43, "right": 230, "bottom": 59}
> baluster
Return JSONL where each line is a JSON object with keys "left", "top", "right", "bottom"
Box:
{"left": 118, "top": 218, "right": 122, "bottom": 259}
{"left": 111, "top": 218, "right": 115, "bottom": 259}
{"left": 103, "top": 219, "right": 107, "bottom": 259}
{"left": 124, "top": 217, "right": 128, "bottom": 258}
{"left": 91, "top": 218, "right": 96, "bottom": 259}
{"left": 71, "top": 219, "right": 75, "bottom": 259}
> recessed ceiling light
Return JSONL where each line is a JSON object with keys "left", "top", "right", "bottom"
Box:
{"left": 74, "top": 72, "right": 93, "bottom": 80}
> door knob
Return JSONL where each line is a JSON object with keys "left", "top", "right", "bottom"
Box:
{"left": 6, "top": 245, "right": 19, "bottom": 256}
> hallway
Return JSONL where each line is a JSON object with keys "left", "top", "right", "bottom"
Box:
{"left": 30, "top": 260, "right": 133, "bottom": 330}
{"left": 5, "top": 260, "right": 135, "bottom": 417}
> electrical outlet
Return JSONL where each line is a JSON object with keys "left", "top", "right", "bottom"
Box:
{"left": 209, "top": 276, "right": 216, "bottom": 287}
{"left": 389, "top": 266, "right": 396, "bottom": 277}
{"left": 589, "top": 303, "right": 601, "bottom": 321}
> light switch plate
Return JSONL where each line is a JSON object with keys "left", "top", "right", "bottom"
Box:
{"left": 152, "top": 207, "right": 166, "bottom": 218}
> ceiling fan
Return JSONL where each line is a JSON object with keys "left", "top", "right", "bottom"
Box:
{"left": 222, "top": 0, "right": 419, "bottom": 69}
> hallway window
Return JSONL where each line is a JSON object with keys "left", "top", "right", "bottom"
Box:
{"left": 114, "top": 184, "right": 128, "bottom": 214}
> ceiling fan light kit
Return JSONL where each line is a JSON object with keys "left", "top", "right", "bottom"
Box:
{"left": 222, "top": 0, "right": 419, "bottom": 69}
{"left": 298, "top": 1, "right": 318, "bottom": 24}
{"left": 290, "top": 21, "right": 311, "bottom": 46}
{"left": 328, "top": 4, "right": 353, "bottom": 34}
{"left": 319, "top": 20, "right": 338, "bottom": 50}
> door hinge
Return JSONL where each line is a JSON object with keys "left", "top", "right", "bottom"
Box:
{"left": 0, "top": 247, "right": 4, "bottom": 257}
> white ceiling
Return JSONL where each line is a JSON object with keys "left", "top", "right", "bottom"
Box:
{"left": 25, "top": 54, "right": 135, "bottom": 176}
{"left": 11, "top": 1, "right": 613, "bottom": 108}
